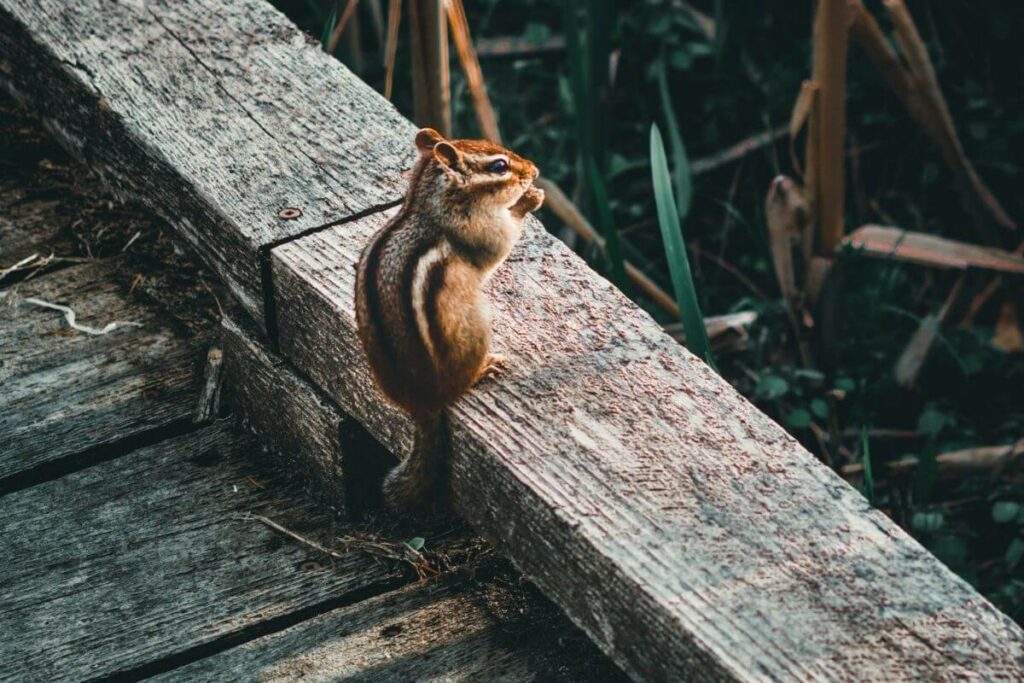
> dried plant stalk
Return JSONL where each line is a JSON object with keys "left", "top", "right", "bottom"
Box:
{"left": 537, "top": 178, "right": 680, "bottom": 317}
{"left": 383, "top": 0, "right": 401, "bottom": 100}
{"left": 849, "top": 0, "right": 1016, "bottom": 232}
{"left": 446, "top": 0, "right": 501, "bottom": 143}
{"left": 326, "top": 0, "right": 361, "bottom": 55}
{"left": 807, "top": 0, "right": 849, "bottom": 256}
{"left": 408, "top": 0, "right": 451, "bottom": 136}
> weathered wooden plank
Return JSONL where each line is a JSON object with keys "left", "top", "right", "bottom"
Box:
{"left": 0, "top": 0, "right": 415, "bottom": 326}
{"left": 0, "top": 261, "right": 197, "bottom": 482}
{"left": 222, "top": 314, "right": 360, "bottom": 513}
{"left": 272, "top": 212, "right": 1024, "bottom": 681}
{"left": 154, "top": 572, "right": 627, "bottom": 683}
{"left": 0, "top": 422, "right": 406, "bottom": 683}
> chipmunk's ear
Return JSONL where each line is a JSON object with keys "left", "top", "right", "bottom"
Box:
{"left": 432, "top": 141, "right": 463, "bottom": 169}
{"left": 415, "top": 128, "right": 445, "bottom": 156}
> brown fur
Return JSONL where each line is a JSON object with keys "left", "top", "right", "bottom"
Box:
{"left": 354, "top": 128, "right": 543, "bottom": 514}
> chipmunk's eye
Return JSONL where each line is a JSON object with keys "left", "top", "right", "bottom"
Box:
{"left": 487, "top": 158, "right": 510, "bottom": 174}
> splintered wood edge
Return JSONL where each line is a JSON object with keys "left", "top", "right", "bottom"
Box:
{"left": 271, "top": 212, "right": 1024, "bottom": 681}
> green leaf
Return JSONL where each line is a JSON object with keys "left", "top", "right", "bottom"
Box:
{"left": 320, "top": 3, "right": 338, "bottom": 52}
{"left": 406, "top": 536, "right": 425, "bottom": 551}
{"left": 651, "top": 124, "right": 714, "bottom": 368}
{"left": 834, "top": 377, "right": 856, "bottom": 393}
{"left": 861, "top": 427, "right": 874, "bottom": 506}
{"left": 523, "top": 22, "right": 551, "bottom": 44}
{"left": 810, "top": 398, "right": 829, "bottom": 420}
{"left": 755, "top": 374, "right": 788, "bottom": 399}
{"left": 786, "top": 408, "right": 811, "bottom": 429}
{"left": 1006, "top": 538, "right": 1024, "bottom": 571}
{"left": 655, "top": 61, "right": 693, "bottom": 221}
{"left": 912, "top": 511, "right": 945, "bottom": 533}
{"left": 917, "top": 407, "right": 949, "bottom": 436}
{"left": 993, "top": 501, "right": 1022, "bottom": 524}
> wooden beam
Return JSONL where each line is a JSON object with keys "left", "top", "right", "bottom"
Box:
{"left": 272, "top": 211, "right": 1024, "bottom": 680}
{"left": 0, "top": 0, "right": 416, "bottom": 328}
{"left": 222, "top": 314, "right": 397, "bottom": 515}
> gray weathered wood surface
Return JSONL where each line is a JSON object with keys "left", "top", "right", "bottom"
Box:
{"left": 154, "top": 573, "right": 626, "bottom": 683}
{"left": 0, "top": 0, "right": 415, "bottom": 326}
{"left": 223, "top": 315, "right": 352, "bottom": 510}
{"left": 0, "top": 422, "right": 405, "bottom": 683}
{"left": 0, "top": 261, "right": 197, "bottom": 482}
{"left": 273, "top": 212, "right": 1024, "bottom": 681}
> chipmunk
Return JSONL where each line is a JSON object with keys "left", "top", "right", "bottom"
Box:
{"left": 354, "top": 128, "right": 544, "bottom": 514}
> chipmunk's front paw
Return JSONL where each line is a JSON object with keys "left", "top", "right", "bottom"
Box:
{"left": 474, "top": 353, "right": 508, "bottom": 385}
{"left": 511, "top": 187, "right": 545, "bottom": 219}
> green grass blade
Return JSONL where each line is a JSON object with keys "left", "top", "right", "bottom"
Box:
{"left": 584, "top": 152, "right": 627, "bottom": 290}
{"left": 563, "top": 0, "right": 591, "bottom": 157}
{"left": 651, "top": 123, "right": 714, "bottom": 367}
{"left": 585, "top": 0, "right": 610, "bottom": 171}
{"left": 656, "top": 61, "right": 693, "bottom": 221}
{"left": 861, "top": 426, "right": 874, "bottom": 505}
{"left": 320, "top": 2, "right": 338, "bottom": 51}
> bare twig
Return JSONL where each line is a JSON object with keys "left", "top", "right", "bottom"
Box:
{"left": 850, "top": 0, "right": 1016, "bottom": 232}
{"left": 692, "top": 125, "right": 787, "bottom": 177}
{"left": 807, "top": 0, "right": 849, "bottom": 256}
{"left": 383, "top": 0, "right": 401, "bottom": 100}
{"left": 242, "top": 513, "right": 437, "bottom": 579}
{"left": 446, "top": 0, "right": 500, "bottom": 143}
{"left": 326, "top": 0, "right": 361, "bottom": 55}
{"left": 536, "top": 177, "right": 680, "bottom": 317}
{"left": 893, "top": 274, "right": 964, "bottom": 388}
{"left": 13, "top": 295, "right": 141, "bottom": 335}
{"left": 843, "top": 440, "right": 1024, "bottom": 479}
{"left": 408, "top": 0, "right": 451, "bottom": 136}
{"left": 476, "top": 34, "right": 566, "bottom": 58}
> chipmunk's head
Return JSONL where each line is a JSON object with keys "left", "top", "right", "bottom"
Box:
{"left": 413, "top": 128, "right": 539, "bottom": 217}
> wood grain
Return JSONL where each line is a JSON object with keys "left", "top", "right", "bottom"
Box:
{"left": 0, "top": 0, "right": 415, "bottom": 327}
{"left": 0, "top": 422, "right": 405, "bottom": 683}
{"left": 273, "top": 213, "right": 1024, "bottom": 681}
{"left": 0, "top": 262, "right": 197, "bottom": 481}
{"left": 153, "top": 573, "right": 626, "bottom": 683}
{"left": 222, "top": 315, "right": 351, "bottom": 512}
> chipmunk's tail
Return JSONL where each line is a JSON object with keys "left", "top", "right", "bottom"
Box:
{"left": 382, "top": 412, "right": 451, "bottom": 516}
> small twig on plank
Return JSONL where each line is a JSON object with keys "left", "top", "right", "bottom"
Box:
{"left": 0, "top": 252, "right": 91, "bottom": 282}
{"left": 242, "top": 513, "right": 437, "bottom": 579}
{"left": 121, "top": 230, "right": 142, "bottom": 253}
{"left": 10, "top": 295, "right": 141, "bottom": 335}
{"left": 244, "top": 513, "right": 347, "bottom": 559}
{"left": 0, "top": 254, "right": 41, "bottom": 279}
{"left": 193, "top": 346, "right": 225, "bottom": 424}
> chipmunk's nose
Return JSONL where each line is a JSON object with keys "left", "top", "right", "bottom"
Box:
{"left": 529, "top": 164, "right": 539, "bottom": 181}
